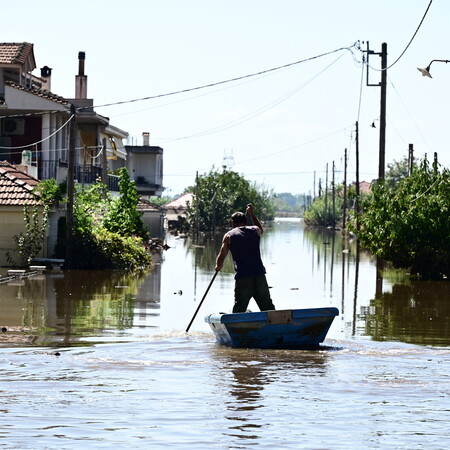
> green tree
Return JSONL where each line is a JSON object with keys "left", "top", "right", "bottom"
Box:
{"left": 70, "top": 170, "right": 151, "bottom": 270}
{"left": 273, "top": 192, "right": 311, "bottom": 215}
{"left": 7, "top": 204, "right": 49, "bottom": 266}
{"left": 385, "top": 156, "right": 417, "bottom": 189}
{"left": 304, "top": 185, "right": 344, "bottom": 227}
{"left": 186, "top": 168, "right": 275, "bottom": 231}
{"left": 352, "top": 157, "right": 450, "bottom": 280}
{"left": 103, "top": 168, "right": 149, "bottom": 240}
{"left": 148, "top": 196, "right": 173, "bottom": 207}
{"left": 7, "top": 179, "right": 63, "bottom": 266}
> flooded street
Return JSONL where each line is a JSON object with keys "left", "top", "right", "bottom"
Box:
{"left": 1, "top": 218, "right": 449, "bottom": 449}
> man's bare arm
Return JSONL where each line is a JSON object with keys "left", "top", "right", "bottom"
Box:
{"left": 215, "top": 234, "right": 230, "bottom": 271}
{"left": 246, "top": 203, "right": 263, "bottom": 234}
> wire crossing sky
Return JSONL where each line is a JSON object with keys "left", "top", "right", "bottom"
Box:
{"left": 2, "top": 0, "right": 448, "bottom": 196}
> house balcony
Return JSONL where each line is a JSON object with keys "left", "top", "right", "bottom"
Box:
{"left": 135, "top": 176, "right": 164, "bottom": 196}
{"left": 39, "top": 160, "right": 119, "bottom": 192}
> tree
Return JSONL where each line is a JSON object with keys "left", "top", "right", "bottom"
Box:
{"left": 7, "top": 179, "right": 64, "bottom": 266}
{"left": 352, "top": 157, "right": 450, "bottom": 280}
{"left": 70, "top": 169, "right": 151, "bottom": 270}
{"left": 385, "top": 156, "right": 417, "bottom": 189}
{"left": 273, "top": 192, "right": 311, "bottom": 214}
{"left": 7, "top": 204, "right": 49, "bottom": 266}
{"left": 304, "top": 184, "right": 344, "bottom": 227}
{"left": 103, "top": 167, "right": 149, "bottom": 240}
{"left": 186, "top": 168, "right": 275, "bottom": 231}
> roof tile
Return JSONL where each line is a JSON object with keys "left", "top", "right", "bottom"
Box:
{"left": 0, "top": 160, "right": 41, "bottom": 206}
{"left": 0, "top": 42, "right": 34, "bottom": 65}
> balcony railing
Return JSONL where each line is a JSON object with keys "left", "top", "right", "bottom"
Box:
{"left": 39, "top": 161, "right": 119, "bottom": 191}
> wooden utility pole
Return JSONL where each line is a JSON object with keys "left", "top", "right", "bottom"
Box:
{"left": 101, "top": 137, "right": 108, "bottom": 195}
{"left": 332, "top": 161, "right": 336, "bottom": 230}
{"left": 355, "top": 121, "right": 360, "bottom": 233}
{"left": 313, "top": 170, "right": 316, "bottom": 199}
{"left": 195, "top": 171, "right": 199, "bottom": 243}
{"left": 365, "top": 42, "right": 387, "bottom": 180}
{"left": 324, "top": 163, "right": 328, "bottom": 226}
{"left": 343, "top": 148, "right": 348, "bottom": 231}
{"left": 408, "top": 143, "right": 414, "bottom": 176}
{"left": 378, "top": 42, "right": 387, "bottom": 180}
{"left": 66, "top": 104, "right": 77, "bottom": 268}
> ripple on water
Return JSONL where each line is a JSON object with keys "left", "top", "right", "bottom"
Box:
{"left": 1, "top": 337, "right": 450, "bottom": 448}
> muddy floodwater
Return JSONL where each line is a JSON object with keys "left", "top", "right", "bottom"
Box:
{"left": 0, "top": 218, "right": 449, "bottom": 449}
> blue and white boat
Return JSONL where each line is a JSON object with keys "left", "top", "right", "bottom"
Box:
{"left": 205, "top": 307, "right": 339, "bottom": 349}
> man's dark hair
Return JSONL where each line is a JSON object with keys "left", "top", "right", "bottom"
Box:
{"left": 231, "top": 212, "right": 247, "bottom": 225}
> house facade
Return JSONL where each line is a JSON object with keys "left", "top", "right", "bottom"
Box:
{"left": 0, "top": 161, "right": 46, "bottom": 266}
{"left": 0, "top": 43, "right": 164, "bottom": 194}
{"left": 0, "top": 42, "right": 166, "bottom": 264}
{"left": 126, "top": 132, "right": 164, "bottom": 197}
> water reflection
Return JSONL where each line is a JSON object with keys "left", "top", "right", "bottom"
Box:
{"left": 1, "top": 219, "right": 449, "bottom": 347}
{"left": 209, "top": 345, "right": 331, "bottom": 442}
{"left": 361, "top": 280, "right": 450, "bottom": 346}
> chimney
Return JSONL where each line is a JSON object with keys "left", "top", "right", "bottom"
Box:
{"left": 40, "top": 66, "right": 52, "bottom": 92}
{"left": 75, "top": 51, "right": 87, "bottom": 99}
{"left": 142, "top": 132, "right": 150, "bottom": 146}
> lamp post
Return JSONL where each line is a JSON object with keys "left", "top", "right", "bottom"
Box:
{"left": 417, "top": 59, "right": 450, "bottom": 78}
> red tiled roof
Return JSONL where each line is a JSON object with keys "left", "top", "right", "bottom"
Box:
{"left": 164, "top": 193, "right": 193, "bottom": 209}
{"left": 0, "top": 42, "right": 34, "bottom": 66}
{"left": 137, "top": 197, "right": 162, "bottom": 212}
{"left": 0, "top": 161, "right": 41, "bottom": 206}
{"left": 5, "top": 80, "right": 69, "bottom": 106}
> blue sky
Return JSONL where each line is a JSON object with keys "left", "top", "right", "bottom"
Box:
{"left": 3, "top": 0, "right": 449, "bottom": 196}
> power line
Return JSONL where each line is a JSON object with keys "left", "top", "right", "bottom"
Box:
{"left": 387, "top": 0, "right": 433, "bottom": 70}
{"left": 366, "top": 0, "right": 433, "bottom": 72}
{"left": 0, "top": 114, "right": 74, "bottom": 149}
{"left": 156, "top": 51, "right": 348, "bottom": 144}
{"left": 89, "top": 44, "right": 359, "bottom": 110}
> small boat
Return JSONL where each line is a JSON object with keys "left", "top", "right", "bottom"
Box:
{"left": 205, "top": 307, "right": 339, "bottom": 349}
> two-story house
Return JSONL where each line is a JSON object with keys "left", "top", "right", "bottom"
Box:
{"left": 0, "top": 42, "right": 166, "bottom": 264}
{"left": 1, "top": 43, "right": 164, "bottom": 194}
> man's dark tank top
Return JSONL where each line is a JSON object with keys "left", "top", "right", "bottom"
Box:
{"left": 228, "top": 226, "right": 266, "bottom": 279}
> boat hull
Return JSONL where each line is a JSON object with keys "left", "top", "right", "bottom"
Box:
{"left": 205, "top": 308, "right": 339, "bottom": 349}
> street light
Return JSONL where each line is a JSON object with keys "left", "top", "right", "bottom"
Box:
{"left": 417, "top": 59, "right": 450, "bottom": 78}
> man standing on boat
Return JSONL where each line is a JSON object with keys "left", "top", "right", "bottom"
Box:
{"left": 215, "top": 203, "right": 276, "bottom": 313}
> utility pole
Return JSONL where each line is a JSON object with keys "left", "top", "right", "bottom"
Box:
{"left": 324, "top": 163, "right": 328, "bottom": 226}
{"left": 332, "top": 161, "right": 336, "bottom": 231}
{"left": 355, "top": 121, "right": 360, "bottom": 233}
{"left": 408, "top": 143, "right": 414, "bottom": 176}
{"left": 342, "top": 148, "right": 347, "bottom": 231}
{"left": 365, "top": 42, "right": 387, "bottom": 180}
{"left": 101, "top": 137, "right": 108, "bottom": 197}
{"left": 379, "top": 42, "right": 387, "bottom": 180}
{"left": 66, "top": 104, "right": 77, "bottom": 269}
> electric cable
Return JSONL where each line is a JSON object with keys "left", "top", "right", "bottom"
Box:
{"left": 0, "top": 114, "right": 74, "bottom": 149}
{"left": 88, "top": 44, "right": 359, "bottom": 110}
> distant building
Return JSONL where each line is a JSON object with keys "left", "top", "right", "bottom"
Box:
{"left": 164, "top": 193, "right": 193, "bottom": 229}
{"left": 137, "top": 198, "right": 164, "bottom": 238}
{"left": 357, "top": 181, "right": 372, "bottom": 194}
{"left": 125, "top": 132, "right": 164, "bottom": 197}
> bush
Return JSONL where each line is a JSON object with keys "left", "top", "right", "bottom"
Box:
{"left": 353, "top": 158, "right": 450, "bottom": 280}
{"left": 72, "top": 227, "right": 152, "bottom": 270}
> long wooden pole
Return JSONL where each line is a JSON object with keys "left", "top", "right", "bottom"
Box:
{"left": 66, "top": 104, "right": 77, "bottom": 269}
{"left": 355, "top": 121, "right": 360, "bottom": 233}
{"left": 343, "top": 148, "right": 347, "bottom": 231}
{"left": 186, "top": 270, "right": 219, "bottom": 333}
